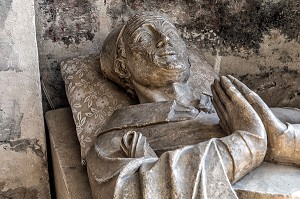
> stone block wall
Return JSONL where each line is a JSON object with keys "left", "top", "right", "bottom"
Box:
{"left": 0, "top": 0, "right": 50, "bottom": 198}
{"left": 34, "top": 0, "right": 300, "bottom": 110}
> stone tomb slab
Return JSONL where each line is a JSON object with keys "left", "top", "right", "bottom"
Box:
{"left": 234, "top": 163, "right": 300, "bottom": 198}
{"left": 46, "top": 107, "right": 300, "bottom": 199}
{"left": 46, "top": 108, "right": 93, "bottom": 199}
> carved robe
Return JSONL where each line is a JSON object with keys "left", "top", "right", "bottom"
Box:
{"left": 86, "top": 101, "right": 300, "bottom": 199}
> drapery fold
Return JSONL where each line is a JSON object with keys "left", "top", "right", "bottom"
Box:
{"left": 87, "top": 127, "right": 267, "bottom": 198}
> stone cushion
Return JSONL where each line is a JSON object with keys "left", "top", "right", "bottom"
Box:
{"left": 60, "top": 49, "right": 217, "bottom": 163}
{"left": 60, "top": 55, "right": 134, "bottom": 163}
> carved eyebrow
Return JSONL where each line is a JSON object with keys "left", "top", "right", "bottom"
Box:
{"left": 128, "top": 21, "right": 176, "bottom": 42}
{"left": 145, "top": 22, "right": 174, "bottom": 36}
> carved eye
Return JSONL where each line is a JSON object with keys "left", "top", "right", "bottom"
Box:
{"left": 136, "top": 33, "right": 152, "bottom": 45}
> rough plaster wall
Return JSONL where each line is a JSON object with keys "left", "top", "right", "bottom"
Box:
{"left": 35, "top": 0, "right": 105, "bottom": 111}
{"left": 35, "top": 0, "right": 300, "bottom": 110}
{"left": 0, "top": 0, "right": 50, "bottom": 198}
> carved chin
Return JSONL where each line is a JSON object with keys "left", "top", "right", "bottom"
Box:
{"left": 159, "top": 66, "right": 190, "bottom": 84}
{"left": 152, "top": 58, "right": 190, "bottom": 84}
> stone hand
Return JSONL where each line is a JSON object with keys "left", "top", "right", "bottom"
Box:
{"left": 227, "top": 75, "right": 287, "bottom": 136}
{"left": 226, "top": 75, "right": 297, "bottom": 163}
{"left": 211, "top": 76, "right": 265, "bottom": 136}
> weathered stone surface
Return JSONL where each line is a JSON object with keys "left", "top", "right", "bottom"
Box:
{"left": 34, "top": 0, "right": 106, "bottom": 111}
{"left": 47, "top": 107, "right": 300, "bottom": 199}
{"left": 46, "top": 108, "right": 92, "bottom": 199}
{"left": 234, "top": 162, "right": 300, "bottom": 199}
{"left": 0, "top": 0, "right": 50, "bottom": 197}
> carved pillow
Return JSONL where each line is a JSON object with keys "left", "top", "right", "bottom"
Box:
{"left": 61, "top": 55, "right": 134, "bottom": 164}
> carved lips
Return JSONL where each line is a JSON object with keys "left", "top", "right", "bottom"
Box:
{"left": 155, "top": 49, "right": 187, "bottom": 71}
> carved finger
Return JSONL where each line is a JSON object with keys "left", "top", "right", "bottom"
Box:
{"left": 227, "top": 75, "right": 272, "bottom": 114}
{"left": 213, "top": 79, "right": 231, "bottom": 108}
{"left": 228, "top": 75, "right": 252, "bottom": 93}
{"left": 212, "top": 84, "right": 227, "bottom": 114}
{"left": 227, "top": 76, "right": 286, "bottom": 133}
{"left": 220, "top": 119, "right": 231, "bottom": 135}
{"left": 227, "top": 75, "right": 260, "bottom": 105}
{"left": 220, "top": 76, "right": 244, "bottom": 103}
{"left": 212, "top": 86, "right": 229, "bottom": 125}
{"left": 213, "top": 99, "right": 230, "bottom": 135}
{"left": 213, "top": 98, "right": 231, "bottom": 135}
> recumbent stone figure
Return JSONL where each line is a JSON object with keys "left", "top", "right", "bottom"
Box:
{"left": 71, "top": 14, "right": 300, "bottom": 198}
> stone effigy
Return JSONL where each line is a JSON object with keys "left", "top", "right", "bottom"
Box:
{"left": 62, "top": 13, "right": 300, "bottom": 198}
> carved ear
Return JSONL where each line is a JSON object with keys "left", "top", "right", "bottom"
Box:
{"left": 115, "top": 34, "right": 131, "bottom": 79}
{"left": 114, "top": 59, "right": 131, "bottom": 79}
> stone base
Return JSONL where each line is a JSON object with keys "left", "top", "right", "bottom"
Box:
{"left": 234, "top": 163, "right": 300, "bottom": 199}
{"left": 46, "top": 108, "right": 93, "bottom": 199}
{"left": 46, "top": 107, "right": 300, "bottom": 199}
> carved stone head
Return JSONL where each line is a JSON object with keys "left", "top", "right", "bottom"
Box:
{"left": 100, "top": 13, "right": 190, "bottom": 94}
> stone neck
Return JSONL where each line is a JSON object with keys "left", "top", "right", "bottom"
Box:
{"left": 132, "top": 80, "right": 198, "bottom": 107}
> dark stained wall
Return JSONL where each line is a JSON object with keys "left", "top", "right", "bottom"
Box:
{"left": 35, "top": 0, "right": 300, "bottom": 109}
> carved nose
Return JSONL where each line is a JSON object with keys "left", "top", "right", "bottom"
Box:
{"left": 156, "top": 35, "right": 170, "bottom": 48}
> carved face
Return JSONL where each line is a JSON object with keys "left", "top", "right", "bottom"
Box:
{"left": 122, "top": 18, "right": 190, "bottom": 88}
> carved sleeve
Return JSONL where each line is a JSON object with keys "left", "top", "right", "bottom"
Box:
{"left": 215, "top": 130, "right": 267, "bottom": 184}
{"left": 266, "top": 123, "right": 300, "bottom": 166}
